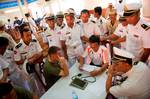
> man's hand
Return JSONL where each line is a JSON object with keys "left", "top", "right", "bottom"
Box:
{"left": 90, "top": 69, "right": 100, "bottom": 77}
{"left": 81, "top": 36, "right": 89, "bottom": 42}
{"left": 28, "top": 53, "right": 43, "bottom": 64}
{"left": 59, "top": 57, "right": 66, "bottom": 66}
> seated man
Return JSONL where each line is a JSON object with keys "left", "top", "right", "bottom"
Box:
{"left": 79, "top": 35, "right": 109, "bottom": 76}
{"left": 44, "top": 46, "right": 69, "bottom": 90}
{"left": 0, "top": 83, "right": 38, "bottom": 99}
{"left": 106, "top": 56, "right": 150, "bottom": 99}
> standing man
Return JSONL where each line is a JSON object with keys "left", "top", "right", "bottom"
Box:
{"left": 60, "top": 10, "right": 84, "bottom": 67}
{"left": 123, "top": 3, "right": 150, "bottom": 62}
{"left": 106, "top": 9, "right": 119, "bottom": 35}
{"left": 102, "top": 16, "right": 128, "bottom": 49}
{"left": 55, "top": 11, "right": 65, "bottom": 30}
{"left": 13, "top": 28, "right": 45, "bottom": 96}
{"left": 94, "top": 6, "right": 108, "bottom": 37}
{"left": 43, "top": 14, "right": 62, "bottom": 48}
{"left": 79, "top": 9, "right": 101, "bottom": 48}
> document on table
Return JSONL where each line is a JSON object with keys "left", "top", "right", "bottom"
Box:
{"left": 81, "top": 64, "right": 99, "bottom": 72}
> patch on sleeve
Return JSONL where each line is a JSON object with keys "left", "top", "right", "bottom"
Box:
{"left": 141, "top": 24, "right": 150, "bottom": 31}
{"left": 91, "top": 20, "right": 96, "bottom": 23}
{"left": 15, "top": 43, "right": 22, "bottom": 49}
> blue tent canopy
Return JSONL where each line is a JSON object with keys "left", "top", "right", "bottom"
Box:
{"left": 0, "top": 0, "right": 37, "bottom": 9}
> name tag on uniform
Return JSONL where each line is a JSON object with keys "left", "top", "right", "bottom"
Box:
{"left": 133, "top": 34, "right": 139, "bottom": 38}
{"left": 46, "top": 34, "right": 51, "bottom": 37}
{"left": 66, "top": 32, "right": 70, "bottom": 35}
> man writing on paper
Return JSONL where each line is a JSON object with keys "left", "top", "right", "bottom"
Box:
{"left": 79, "top": 35, "right": 109, "bottom": 76}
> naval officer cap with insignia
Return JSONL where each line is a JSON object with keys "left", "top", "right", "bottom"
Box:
{"left": 56, "top": 11, "right": 64, "bottom": 18}
{"left": 45, "top": 13, "right": 55, "bottom": 20}
{"left": 124, "top": 3, "right": 142, "bottom": 17}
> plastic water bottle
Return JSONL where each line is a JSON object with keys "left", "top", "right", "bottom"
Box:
{"left": 72, "top": 90, "right": 78, "bottom": 99}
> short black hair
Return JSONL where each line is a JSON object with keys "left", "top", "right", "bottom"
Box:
{"left": 81, "top": 9, "right": 90, "bottom": 15}
{"left": 25, "top": 13, "right": 30, "bottom": 17}
{"left": 48, "top": 46, "right": 60, "bottom": 55}
{"left": 0, "top": 83, "right": 14, "bottom": 96}
{"left": 94, "top": 6, "right": 102, "bottom": 16}
{"left": 0, "top": 37, "right": 9, "bottom": 47}
{"left": 20, "top": 28, "right": 31, "bottom": 35}
{"left": 89, "top": 35, "right": 100, "bottom": 45}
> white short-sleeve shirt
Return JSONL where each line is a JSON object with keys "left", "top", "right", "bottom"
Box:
{"left": 114, "top": 23, "right": 127, "bottom": 49}
{"left": 110, "top": 62, "right": 150, "bottom": 99}
{"left": 44, "top": 26, "right": 62, "bottom": 48}
{"left": 80, "top": 20, "right": 100, "bottom": 38}
{"left": 13, "top": 39, "right": 42, "bottom": 61}
{"left": 125, "top": 18, "right": 150, "bottom": 61}
{"left": 96, "top": 16, "right": 108, "bottom": 36}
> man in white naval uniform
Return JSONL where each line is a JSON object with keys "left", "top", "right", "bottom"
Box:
{"left": 123, "top": 3, "right": 150, "bottom": 62}
{"left": 94, "top": 6, "right": 108, "bottom": 37}
{"left": 13, "top": 28, "right": 45, "bottom": 96}
{"left": 109, "top": 61, "right": 150, "bottom": 99}
{"left": 43, "top": 14, "right": 62, "bottom": 49}
{"left": 79, "top": 9, "right": 101, "bottom": 48}
{"left": 60, "top": 10, "right": 84, "bottom": 67}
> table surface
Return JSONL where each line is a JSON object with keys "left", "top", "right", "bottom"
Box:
{"left": 40, "top": 62, "right": 107, "bottom": 99}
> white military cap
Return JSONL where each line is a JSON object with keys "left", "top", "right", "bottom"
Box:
{"left": 0, "top": 20, "right": 5, "bottom": 27}
{"left": 124, "top": 3, "right": 142, "bottom": 17}
{"left": 56, "top": 11, "right": 64, "bottom": 18}
{"left": 109, "top": 9, "right": 117, "bottom": 15}
{"left": 64, "top": 8, "right": 75, "bottom": 17}
{"left": 119, "top": 16, "right": 126, "bottom": 22}
{"left": 45, "top": 13, "right": 55, "bottom": 20}
{"left": 113, "top": 47, "right": 135, "bottom": 64}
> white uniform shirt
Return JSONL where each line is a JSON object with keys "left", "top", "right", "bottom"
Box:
{"left": 0, "top": 55, "right": 9, "bottom": 80}
{"left": 95, "top": 16, "right": 108, "bottom": 36}
{"left": 110, "top": 62, "right": 150, "bottom": 99}
{"left": 60, "top": 23, "right": 84, "bottom": 57}
{"left": 82, "top": 45, "right": 109, "bottom": 65}
{"left": 125, "top": 19, "right": 150, "bottom": 61}
{"left": 13, "top": 39, "right": 42, "bottom": 62}
{"left": 114, "top": 23, "right": 128, "bottom": 49}
{"left": 55, "top": 23, "right": 66, "bottom": 31}
{"left": 80, "top": 20, "right": 100, "bottom": 38}
{"left": 43, "top": 26, "right": 62, "bottom": 48}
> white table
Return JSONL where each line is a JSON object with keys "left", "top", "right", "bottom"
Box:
{"left": 40, "top": 62, "right": 107, "bottom": 99}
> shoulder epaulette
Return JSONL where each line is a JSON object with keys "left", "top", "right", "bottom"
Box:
{"left": 32, "top": 39, "right": 37, "bottom": 42}
{"left": 91, "top": 20, "right": 96, "bottom": 23}
{"left": 100, "top": 19, "right": 103, "bottom": 24}
{"left": 76, "top": 20, "right": 81, "bottom": 24}
{"left": 15, "top": 43, "right": 22, "bottom": 49}
{"left": 141, "top": 24, "right": 150, "bottom": 31}
{"left": 61, "top": 24, "right": 65, "bottom": 29}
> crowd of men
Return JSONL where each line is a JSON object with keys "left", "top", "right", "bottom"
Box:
{"left": 0, "top": 1, "right": 150, "bottom": 99}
